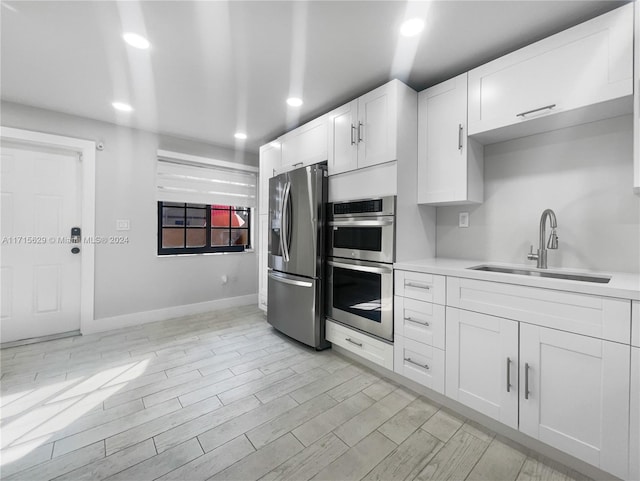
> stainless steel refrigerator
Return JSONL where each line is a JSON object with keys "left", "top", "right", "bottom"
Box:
{"left": 267, "top": 162, "right": 329, "bottom": 350}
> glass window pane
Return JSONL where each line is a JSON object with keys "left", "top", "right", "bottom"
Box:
{"left": 186, "top": 203, "right": 206, "bottom": 208}
{"left": 186, "top": 208, "right": 206, "bottom": 227}
{"left": 232, "top": 209, "right": 249, "bottom": 227}
{"left": 162, "top": 228, "right": 184, "bottom": 248}
{"left": 231, "top": 228, "right": 249, "bottom": 246}
{"left": 211, "top": 207, "right": 231, "bottom": 227}
{"left": 211, "top": 229, "right": 230, "bottom": 247}
{"left": 163, "top": 202, "right": 185, "bottom": 208}
{"left": 186, "top": 228, "right": 206, "bottom": 247}
{"left": 163, "top": 206, "right": 185, "bottom": 227}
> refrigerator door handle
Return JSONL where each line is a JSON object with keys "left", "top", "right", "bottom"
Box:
{"left": 282, "top": 181, "right": 292, "bottom": 262}
{"left": 268, "top": 272, "right": 313, "bottom": 288}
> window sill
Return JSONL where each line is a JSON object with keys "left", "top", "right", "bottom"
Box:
{"left": 157, "top": 249, "right": 254, "bottom": 258}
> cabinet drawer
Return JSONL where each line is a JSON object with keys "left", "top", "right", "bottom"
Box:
{"left": 394, "top": 296, "right": 445, "bottom": 350}
{"left": 395, "top": 270, "right": 445, "bottom": 305}
{"left": 326, "top": 320, "right": 393, "bottom": 370}
{"left": 447, "top": 277, "right": 630, "bottom": 344}
{"left": 632, "top": 301, "right": 639, "bottom": 348}
{"left": 394, "top": 335, "right": 445, "bottom": 394}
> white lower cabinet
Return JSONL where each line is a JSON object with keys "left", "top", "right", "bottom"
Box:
{"left": 445, "top": 307, "right": 519, "bottom": 429}
{"left": 630, "top": 347, "right": 640, "bottom": 481}
{"left": 394, "top": 335, "right": 444, "bottom": 394}
{"left": 326, "top": 319, "right": 393, "bottom": 370}
{"left": 520, "top": 324, "right": 630, "bottom": 479}
{"left": 257, "top": 215, "right": 268, "bottom": 312}
{"left": 446, "top": 307, "right": 631, "bottom": 479}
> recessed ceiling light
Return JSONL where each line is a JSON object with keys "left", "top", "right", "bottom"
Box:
{"left": 112, "top": 101, "right": 133, "bottom": 112}
{"left": 234, "top": 132, "right": 247, "bottom": 140}
{"left": 400, "top": 18, "right": 425, "bottom": 37}
{"left": 123, "top": 32, "right": 150, "bottom": 50}
{"left": 286, "top": 97, "right": 303, "bottom": 107}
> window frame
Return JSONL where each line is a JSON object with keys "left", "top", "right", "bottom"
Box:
{"left": 157, "top": 201, "right": 251, "bottom": 255}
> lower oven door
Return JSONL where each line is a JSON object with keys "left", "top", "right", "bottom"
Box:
{"left": 326, "top": 257, "right": 393, "bottom": 342}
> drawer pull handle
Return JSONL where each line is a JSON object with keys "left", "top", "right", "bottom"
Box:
{"left": 516, "top": 104, "right": 556, "bottom": 118}
{"left": 524, "top": 362, "right": 531, "bottom": 400}
{"left": 506, "top": 357, "right": 511, "bottom": 393}
{"left": 345, "top": 338, "right": 363, "bottom": 348}
{"left": 404, "top": 357, "right": 429, "bottom": 370}
{"left": 405, "top": 282, "right": 430, "bottom": 290}
{"left": 405, "top": 317, "right": 430, "bottom": 327}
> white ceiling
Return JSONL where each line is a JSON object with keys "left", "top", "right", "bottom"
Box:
{"left": 1, "top": 0, "right": 629, "bottom": 154}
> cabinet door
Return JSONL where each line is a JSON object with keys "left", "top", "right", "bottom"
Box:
{"left": 280, "top": 115, "right": 328, "bottom": 169}
{"left": 630, "top": 347, "right": 640, "bottom": 481}
{"left": 258, "top": 214, "right": 268, "bottom": 312}
{"left": 468, "top": 4, "right": 632, "bottom": 138}
{"left": 357, "top": 82, "right": 397, "bottom": 169}
{"left": 259, "top": 142, "right": 281, "bottom": 215}
{"left": 520, "top": 324, "right": 630, "bottom": 479}
{"left": 328, "top": 100, "right": 358, "bottom": 175}
{"left": 445, "top": 307, "right": 518, "bottom": 429}
{"left": 418, "top": 73, "right": 482, "bottom": 205}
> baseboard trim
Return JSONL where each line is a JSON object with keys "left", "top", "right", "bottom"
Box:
{"left": 82, "top": 294, "right": 258, "bottom": 335}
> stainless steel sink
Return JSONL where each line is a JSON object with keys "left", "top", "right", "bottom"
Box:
{"left": 468, "top": 265, "right": 611, "bottom": 284}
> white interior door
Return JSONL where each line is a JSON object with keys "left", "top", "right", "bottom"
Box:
{"left": 1, "top": 141, "right": 82, "bottom": 343}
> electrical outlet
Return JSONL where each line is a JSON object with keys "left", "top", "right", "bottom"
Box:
{"left": 459, "top": 212, "right": 469, "bottom": 228}
{"left": 116, "top": 219, "right": 130, "bottom": 231}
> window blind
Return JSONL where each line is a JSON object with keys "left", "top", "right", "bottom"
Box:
{"left": 156, "top": 153, "right": 257, "bottom": 208}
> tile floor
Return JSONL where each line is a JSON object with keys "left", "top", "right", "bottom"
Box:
{"left": 0, "top": 305, "right": 591, "bottom": 481}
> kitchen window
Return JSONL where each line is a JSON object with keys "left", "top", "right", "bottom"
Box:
{"left": 158, "top": 202, "right": 251, "bottom": 255}
{"left": 155, "top": 149, "right": 258, "bottom": 256}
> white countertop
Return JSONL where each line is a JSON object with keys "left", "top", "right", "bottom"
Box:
{"left": 394, "top": 257, "right": 640, "bottom": 301}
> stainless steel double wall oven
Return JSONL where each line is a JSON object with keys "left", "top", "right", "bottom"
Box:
{"left": 326, "top": 196, "right": 396, "bottom": 342}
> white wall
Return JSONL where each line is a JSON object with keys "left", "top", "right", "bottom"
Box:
{"left": 1, "top": 101, "right": 260, "bottom": 323}
{"left": 436, "top": 115, "right": 640, "bottom": 274}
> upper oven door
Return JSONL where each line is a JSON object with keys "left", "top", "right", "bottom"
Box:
{"left": 328, "top": 216, "right": 395, "bottom": 263}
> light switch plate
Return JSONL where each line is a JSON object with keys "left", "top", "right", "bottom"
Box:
{"left": 459, "top": 212, "right": 469, "bottom": 228}
{"left": 116, "top": 219, "right": 130, "bottom": 231}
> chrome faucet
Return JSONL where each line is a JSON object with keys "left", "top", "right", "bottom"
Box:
{"left": 527, "top": 209, "right": 559, "bottom": 269}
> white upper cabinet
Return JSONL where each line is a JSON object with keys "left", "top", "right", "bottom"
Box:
{"left": 468, "top": 3, "right": 633, "bottom": 144}
{"left": 280, "top": 114, "right": 329, "bottom": 171}
{"left": 328, "top": 80, "right": 400, "bottom": 175}
{"left": 258, "top": 141, "right": 281, "bottom": 215}
{"left": 417, "top": 73, "right": 483, "bottom": 205}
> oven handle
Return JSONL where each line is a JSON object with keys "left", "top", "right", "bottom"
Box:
{"left": 329, "top": 219, "right": 394, "bottom": 227}
{"left": 328, "top": 259, "right": 393, "bottom": 274}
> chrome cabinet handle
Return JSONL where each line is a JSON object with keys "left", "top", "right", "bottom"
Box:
{"left": 458, "top": 124, "right": 463, "bottom": 151}
{"left": 292, "top": 162, "right": 303, "bottom": 167}
{"left": 405, "top": 317, "right": 429, "bottom": 327}
{"left": 345, "top": 338, "right": 363, "bottom": 348}
{"left": 404, "top": 358, "right": 429, "bottom": 370}
{"left": 524, "top": 362, "right": 530, "bottom": 400}
{"left": 506, "top": 357, "right": 511, "bottom": 393}
{"left": 516, "top": 104, "right": 556, "bottom": 118}
{"left": 350, "top": 124, "right": 356, "bottom": 145}
{"left": 405, "top": 282, "right": 431, "bottom": 290}
{"left": 357, "top": 122, "right": 364, "bottom": 143}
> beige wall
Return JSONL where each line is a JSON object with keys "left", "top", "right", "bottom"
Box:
{"left": 436, "top": 115, "right": 640, "bottom": 274}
